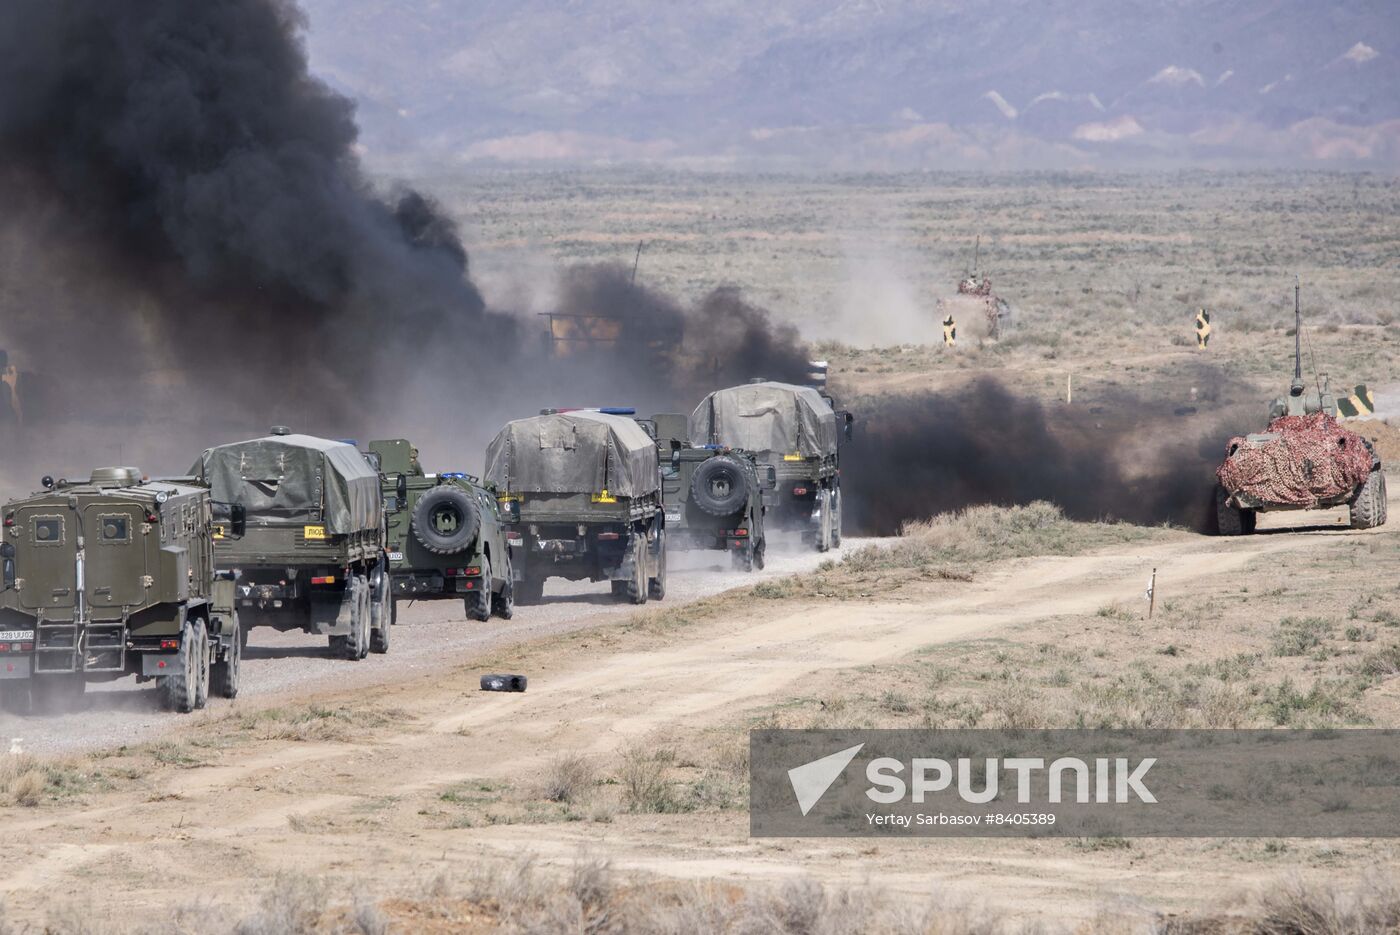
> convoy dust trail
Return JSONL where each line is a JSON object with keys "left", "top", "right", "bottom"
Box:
{"left": 0, "top": 512, "right": 1391, "bottom": 925}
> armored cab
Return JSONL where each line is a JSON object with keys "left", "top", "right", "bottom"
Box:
{"left": 690, "top": 382, "right": 853, "bottom": 552}
{"left": 1215, "top": 283, "right": 1387, "bottom": 534}
{"left": 0, "top": 468, "right": 240, "bottom": 713}
{"left": 189, "top": 429, "right": 391, "bottom": 659}
{"left": 369, "top": 439, "right": 514, "bottom": 622}
{"left": 650, "top": 413, "right": 775, "bottom": 571}
{"left": 484, "top": 410, "right": 665, "bottom": 605}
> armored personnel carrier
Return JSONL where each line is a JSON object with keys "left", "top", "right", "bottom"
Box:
{"left": 0, "top": 468, "right": 240, "bottom": 713}
{"left": 690, "top": 382, "right": 853, "bottom": 552}
{"left": 936, "top": 238, "right": 1012, "bottom": 340}
{"left": 1215, "top": 284, "right": 1386, "bottom": 534}
{"left": 650, "top": 413, "right": 774, "bottom": 571}
{"left": 369, "top": 438, "right": 513, "bottom": 622}
{"left": 484, "top": 409, "right": 665, "bottom": 604}
{"left": 190, "top": 429, "right": 391, "bottom": 658}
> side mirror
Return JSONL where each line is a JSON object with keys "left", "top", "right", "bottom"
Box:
{"left": 230, "top": 504, "right": 247, "bottom": 538}
{"left": 762, "top": 466, "right": 778, "bottom": 490}
{"left": 839, "top": 411, "right": 855, "bottom": 443}
{"left": 499, "top": 498, "right": 521, "bottom": 523}
{"left": 1, "top": 542, "right": 15, "bottom": 590}
{"left": 395, "top": 473, "right": 408, "bottom": 506}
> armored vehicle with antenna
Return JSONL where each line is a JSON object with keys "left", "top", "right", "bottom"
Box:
{"left": 1215, "top": 281, "right": 1386, "bottom": 534}
{"left": 189, "top": 428, "right": 392, "bottom": 658}
{"left": 0, "top": 467, "right": 240, "bottom": 713}
{"left": 369, "top": 438, "right": 514, "bottom": 621}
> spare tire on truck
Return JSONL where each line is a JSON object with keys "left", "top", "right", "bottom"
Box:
{"left": 411, "top": 485, "right": 480, "bottom": 554}
{"left": 690, "top": 455, "right": 750, "bottom": 517}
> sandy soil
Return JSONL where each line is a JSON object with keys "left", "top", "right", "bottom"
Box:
{"left": 1, "top": 507, "right": 1393, "bottom": 927}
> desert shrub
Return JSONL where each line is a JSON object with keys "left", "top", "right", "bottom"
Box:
{"left": 1271, "top": 617, "right": 1333, "bottom": 656}
{"left": 539, "top": 753, "right": 597, "bottom": 804}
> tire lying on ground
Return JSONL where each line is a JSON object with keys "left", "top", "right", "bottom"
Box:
{"left": 689, "top": 456, "right": 750, "bottom": 517}
{"left": 411, "top": 485, "right": 480, "bottom": 554}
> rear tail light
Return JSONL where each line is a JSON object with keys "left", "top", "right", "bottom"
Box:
{"left": 793, "top": 486, "right": 809, "bottom": 496}
{"left": 310, "top": 575, "right": 336, "bottom": 585}
{"left": 160, "top": 638, "right": 179, "bottom": 650}
{"left": 463, "top": 566, "right": 481, "bottom": 577}
{"left": 597, "top": 531, "right": 620, "bottom": 541}
{"left": 731, "top": 528, "right": 749, "bottom": 537}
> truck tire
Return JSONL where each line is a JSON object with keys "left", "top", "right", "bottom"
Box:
{"left": 831, "top": 488, "right": 843, "bottom": 548}
{"left": 161, "top": 622, "right": 199, "bottom": 713}
{"left": 648, "top": 530, "right": 667, "bottom": 601}
{"left": 516, "top": 576, "right": 545, "bottom": 605}
{"left": 330, "top": 576, "right": 370, "bottom": 660}
{"left": 1351, "top": 470, "right": 1388, "bottom": 530}
{"left": 690, "top": 456, "right": 750, "bottom": 517}
{"left": 192, "top": 618, "right": 211, "bottom": 710}
{"left": 212, "top": 619, "right": 241, "bottom": 699}
{"left": 34, "top": 673, "right": 85, "bottom": 714}
{"left": 411, "top": 486, "right": 480, "bottom": 555}
{"left": 1214, "top": 485, "right": 1252, "bottom": 536}
{"left": 466, "top": 558, "right": 493, "bottom": 621}
{"left": 493, "top": 558, "right": 515, "bottom": 620}
{"left": 370, "top": 569, "right": 392, "bottom": 654}
{"left": 623, "top": 532, "right": 649, "bottom": 605}
{"left": 815, "top": 489, "right": 833, "bottom": 552}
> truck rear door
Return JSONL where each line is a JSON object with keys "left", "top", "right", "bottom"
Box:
{"left": 13, "top": 504, "right": 76, "bottom": 613}
{"left": 82, "top": 502, "right": 147, "bottom": 609}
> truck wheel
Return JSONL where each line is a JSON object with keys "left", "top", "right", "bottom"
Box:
{"left": 516, "top": 576, "right": 545, "bottom": 606}
{"left": 192, "top": 618, "right": 210, "bottom": 710}
{"left": 648, "top": 530, "right": 667, "bottom": 601}
{"left": 34, "top": 674, "right": 85, "bottom": 714}
{"left": 493, "top": 559, "right": 515, "bottom": 620}
{"left": 466, "top": 558, "right": 493, "bottom": 622}
{"left": 330, "top": 576, "right": 369, "bottom": 660}
{"left": 1214, "top": 485, "right": 1250, "bottom": 536}
{"left": 623, "top": 533, "right": 649, "bottom": 605}
{"left": 212, "top": 620, "right": 241, "bottom": 700}
{"left": 161, "top": 623, "right": 198, "bottom": 714}
{"left": 1351, "top": 470, "right": 1387, "bottom": 530}
{"left": 411, "top": 486, "right": 480, "bottom": 555}
{"left": 815, "top": 489, "right": 833, "bottom": 552}
{"left": 831, "top": 488, "right": 843, "bottom": 548}
{"left": 370, "top": 570, "right": 392, "bottom": 654}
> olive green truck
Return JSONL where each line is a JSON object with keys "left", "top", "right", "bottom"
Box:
{"left": 0, "top": 467, "right": 241, "bottom": 713}
{"left": 189, "top": 429, "right": 391, "bottom": 659}
{"left": 484, "top": 410, "right": 666, "bottom": 605}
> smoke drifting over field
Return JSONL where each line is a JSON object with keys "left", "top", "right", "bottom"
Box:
{"left": 842, "top": 381, "right": 1243, "bottom": 536}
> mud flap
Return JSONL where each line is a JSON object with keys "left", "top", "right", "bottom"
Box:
{"left": 0, "top": 656, "right": 32, "bottom": 679}
{"left": 141, "top": 653, "right": 182, "bottom": 677}
{"left": 309, "top": 583, "right": 355, "bottom": 636}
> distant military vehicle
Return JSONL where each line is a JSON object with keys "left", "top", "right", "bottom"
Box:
{"left": 189, "top": 429, "right": 391, "bottom": 658}
{"left": 484, "top": 409, "right": 665, "bottom": 604}
{"left": 369, "top": 438, "right": 514, "bottom": 621}
{"left": 1215, "top": 283, "right": 1386, "bottom": 534}
{"left": 650, "top": 413, "right": 775, "bottom": 571}
{"left": 936, "top": 237, "right": 1012, "bottom": 340}
{"left": 690, "top": 382, "right": 853, "bottom": 552}
{"left": 0, "top": 468, "right": 240, "bottom": 713}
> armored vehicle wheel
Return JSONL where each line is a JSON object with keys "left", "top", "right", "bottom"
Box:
{"left": 1351, "top": 469, "right": 1388, "bottom": 530}
{"left": 516, "top": 576, "right": 545, "bottom": 606}
{"left": 161, "top": 623, "right": 199, "bottom": 713}
{"left": 648, "top": 530, "right": 667, "bottom": 601}
{"left": 690, "top": 456, "right": 750, "bottom": 517}
{"left": 466, "top": 558, "right": 494, "bottom": 622}
{"left": 34, "top": 674, "right": 85, "bottom": 714}
{"left": 411, "top": 486, "right": 480, "bottom": 555}
{"left": 493, "top": 559, "right": 515, "bottom": 620}
{"left": 192, "top": 618, "right": 211, "bottom": 710}
{"left": 212, "top": 621, "right": 241, "bottom": 700}
{"left": 1214, "top": 485, "right": 1252, "bottom": 537}
{"left": 370, "top": 569, "right": 392, "bottom": 654}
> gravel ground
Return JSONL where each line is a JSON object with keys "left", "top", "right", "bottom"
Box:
{"left": 2, "top": 536, "right": 871, "bottom": 755}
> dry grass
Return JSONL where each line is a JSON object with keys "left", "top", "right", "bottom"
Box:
{"left": 0, "top": 753, "right": 102, "bottom": 807}
{"left": 539, "top": 752, "right": 597, "bottom": 805}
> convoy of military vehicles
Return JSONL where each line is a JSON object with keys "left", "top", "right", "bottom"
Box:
{"left": 0, "top": 382, "right": 854, "bottom": 713}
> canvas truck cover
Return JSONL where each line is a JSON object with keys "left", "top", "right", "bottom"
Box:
{"left": 190, "top": 434, "right": 382, "bottom": 534}
{"left": 484, "top": 411, "right": 659, "bottom": 498}
{"left": 689, "top": 382, "right": 838, "bottom": 459}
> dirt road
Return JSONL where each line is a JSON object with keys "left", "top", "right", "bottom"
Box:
{"left": 0, "top": 516, "right": 1394, "bottom": 927}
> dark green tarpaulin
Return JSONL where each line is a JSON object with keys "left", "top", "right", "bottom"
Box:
{"left": 190, "top": 434, "right": 381, "bottom": 534}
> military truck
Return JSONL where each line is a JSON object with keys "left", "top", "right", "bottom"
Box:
{"left": 484, "top": 409, "right": 665, "bottom": 604}
{"left": 690, "top": 382, "right": 854, "bottom": 552}
{"left": 368, "top": 439, "right": 514, "bottom": 621}
{"left": 0, "top": 468, "right": 240, "bottom": 713}
{"left": 650, "top": 413, "right": 774, "bottom": 571}
{"left": 189, "top": 429, "right": 391, "bottom": 658}
{"left": 1215, "top": 282, "right": 1386, "bottom": 534}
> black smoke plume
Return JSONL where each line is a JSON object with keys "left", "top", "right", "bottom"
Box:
{"left": 842, "top": 380, "right": 1248, "bottom": 536}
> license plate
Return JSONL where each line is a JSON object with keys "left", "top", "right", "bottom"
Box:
{"left": 0, "top": 631, "right": 34, "bottom": 641}
{"left": 665, "top": 509, "right": 681, "bottom": 522}
{"left": 303, "top": 525, "right": 327, "bottom": 540}
{"left": 388, "top": 551, "right": 404, "bottom": 562}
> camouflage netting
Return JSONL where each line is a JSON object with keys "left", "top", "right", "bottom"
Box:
{"left": 1217, "top": 412, "right": 1375, "bottom": 507}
